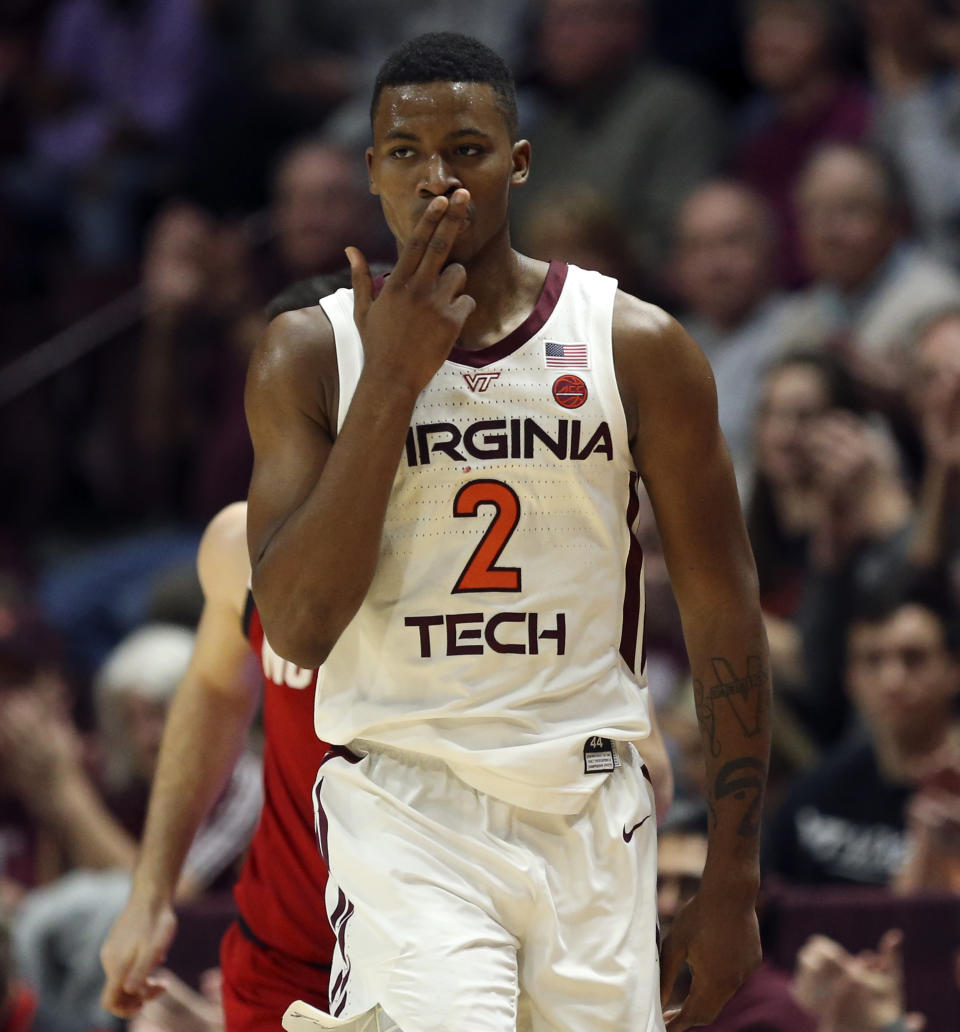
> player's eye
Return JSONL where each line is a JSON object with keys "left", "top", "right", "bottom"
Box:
{"left": 389, "top": 147, "right": 414, "bottom": 159}
{"left": 456, "top": 145, "right": 483, "bottom": 157}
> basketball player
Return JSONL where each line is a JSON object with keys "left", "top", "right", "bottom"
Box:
{"left": 98, "top": 492, "right": 674, "bottom": 1029}
{"left": 98, "top": 499, "right": 331, "bottom": 1028}
{"left": 246, "top": 32, "right": 770, "bottom": 1032}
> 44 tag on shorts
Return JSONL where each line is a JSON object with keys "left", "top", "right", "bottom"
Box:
{"left": 583, "top": 736, "right": 621, "bottom": 774}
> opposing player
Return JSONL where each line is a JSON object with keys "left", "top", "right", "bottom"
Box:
{"left": 98, "top": 499, "right": 331, "bottom": 1029}
{"left": 247, "top": 31, "right": 769, "bottom": 1032}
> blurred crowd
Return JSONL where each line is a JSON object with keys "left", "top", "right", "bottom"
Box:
{"left": 2, "top": 0, "right": 960, "bottom": 1029}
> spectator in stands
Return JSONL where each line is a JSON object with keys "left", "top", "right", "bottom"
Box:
{"left": 781, "top": 143, "right": 960, "bottom": 381}
{"left": 671, "top": 180, "right": 787, "bottom": 492}
{"left": 256, "top": 137, "right": 384, "bottom": 302}
{"left": 736, "top": 0, "right": 871, "bottom": 286}
{"left": 1, "top": 623, "right": 260, "bottom": 895}
{"left": 894, "top": 775, "right": 960, "bottom": 895}
{"left": 747, "top": 350, "right": 912, "bottom": 742}
{"left": 50, "top": 197, "right": 259, "bottom": 537}
{"left": 1, "top": 905, "right": 105, "bottom": 1032}
{"left": 870, "top": 0, "right": 960, "bottom": 267}
{"left": 244, "top": 0, "right": 533, "bottom": 149}
{"left": 2, "top": 0, "right": 213, "bottom": 267}
{"left": 0, "top": 606, "right": 84, "bottom": 895}
{"left": 793, "top": 930, "right": 926, "bottom": 1032}
{"left": 858, "top": 0, "right": 940, "bottom": 101}
{"left": 512, "top": 0, "right": 726, "bottom": 286}
{"left": 658, "top": 808, "right": 816, "bottom": 1032}
{"left": 9, "top": 624, "right": 261, "bottom": 1028}
{"left": 521, "top": 184, "right": 648, "bottom": 299}
{"left": 765, "top": 581, "right": 960, "bottom": 886}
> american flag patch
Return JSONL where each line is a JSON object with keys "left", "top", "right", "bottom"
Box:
{"left": 544, "top": 341, "right": 589, "bottom": 369}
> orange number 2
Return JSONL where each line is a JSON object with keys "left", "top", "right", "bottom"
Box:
{"left": 452, "top": 479, "right": 522, "bottom": 593}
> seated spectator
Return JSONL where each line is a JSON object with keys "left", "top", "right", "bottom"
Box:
{"left": 858, "top": 0, "right": 938, "bottom": 93}
{"left": 781, "top": 143, "right": 960, "bottom": 384}
{"left": 256, "top": 137, "right": 385, "bottom": 303}
{"left": 793, "top": 930, "right": 926, "bottom": 1032}
{"left": 91, "top": 624, "right": 261, "bottom": 886}
{"left": 671, "top": 180, "right": 788, "bottom": 492}
{"left": 1, "top": 904, "right": 107, "bottom": 1032}
{"left": 1, "top": 0, "right": 213, "bottom": 268}
{"left": 870, "top": 0, "right": 960, "bottom": 266}
{"left": 512, "top": 0, "right": 726, "bottom": 287}
{"left": 748, "top": 351, "right": 912, "bottom": 742}
{"left": 658, "top": 808, "right": 816, "bottom": 1031}
{"left": 894, "top": 778, "right": 960, "bottom": 895}
{"left": 9, "top": 623, "right": 261, "bottom": 1028}
{"left": 736, "top": 0, "right": 871, "bottom": 286}
{"left": 521, "top": 184, "right": 648, "bottom": 298}
{"left": 765, "top": 581, "right": 960, "bottom": 886}
{"left": 0, "top": 602, "right": 129, "bottom": 895}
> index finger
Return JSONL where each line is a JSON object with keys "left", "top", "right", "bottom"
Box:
{"left": 394, "top": 190, "right": 471, "bottom": 283}
{"left": 390, "top": 195, "right": 450, "bottom": 282}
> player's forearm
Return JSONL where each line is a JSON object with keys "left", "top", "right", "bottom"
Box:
{"left": 131, "top": 676, "right": 258, "bottom": 903}
{"left": 683, "top": 601, "right": 771, "bottom": 890}
{"left": 253, "top": 372, "right": 419, "bottom": 667}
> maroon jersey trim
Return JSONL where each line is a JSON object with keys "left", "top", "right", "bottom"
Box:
{"left": 447, "top": 260, "right": 567, "bottom": 369}
{"left": 618, "top": 471, "right": 645, "bottom": 675}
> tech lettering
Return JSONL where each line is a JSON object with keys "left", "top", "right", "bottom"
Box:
{"left": 404, "top": 611, "right": 567, "bottom": 658}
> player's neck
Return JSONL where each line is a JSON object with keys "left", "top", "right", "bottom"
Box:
{"left": 456, "top": 244, "right": 547, "bottom": 352}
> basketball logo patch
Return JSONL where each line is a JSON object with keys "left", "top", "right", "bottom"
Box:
{"left": 552, "top": 374, "right": 588, "bottom": 409}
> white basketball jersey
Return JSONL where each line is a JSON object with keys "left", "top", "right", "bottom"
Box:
{"left": 315, "top": 261, "right": 650, "bottom": 813}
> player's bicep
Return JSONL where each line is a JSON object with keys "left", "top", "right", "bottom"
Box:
{"left": 184, "top": 594, "right": 256, "bottom": 704}
{"left": 244, "top": 311, "right": 336, "bottom": 566}
{"left": 620, "top": 308, "right": 756, "bottom": 610}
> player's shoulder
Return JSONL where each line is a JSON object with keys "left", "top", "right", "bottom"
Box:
{"left": 197, "top": 501, "right": 250, "bottom": 616}
{"left": 255, "top": 304, "right": 337, "bottom": 374}
{"left": 248, "top": 305, "right": 338, "bottom": 395}
{"left": 612, "top": 290, "right": 711, "bottom": 386}
{"left": 247, "top": 304, "right": 339, "bottom": 428}
{"left": 611, "top": 291, "right": 718, "bottom": 445}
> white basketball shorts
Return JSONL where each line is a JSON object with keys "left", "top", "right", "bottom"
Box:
{"left": 295, "top": 741, "right": 664, "bottom": 1032}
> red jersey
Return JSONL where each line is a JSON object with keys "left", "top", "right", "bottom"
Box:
{"left": 232, "top": 594, "right": 334, "bottom": 966}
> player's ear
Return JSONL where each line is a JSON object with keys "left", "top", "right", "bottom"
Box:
{"left": 510, "top": 141, "right": 531, "bottom": 186}
{"left": 365, "top": 148, "right": 380, "bottom": 196}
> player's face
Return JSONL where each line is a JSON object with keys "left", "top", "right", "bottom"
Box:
{"left": 367, "top": 81, "right": 530, "bottom": 264}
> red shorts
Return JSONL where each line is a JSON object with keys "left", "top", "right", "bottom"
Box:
{"left": 220, "top": 920, "right": 331, "bottom": 1032}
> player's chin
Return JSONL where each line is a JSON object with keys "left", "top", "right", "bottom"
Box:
{"left": 448, "top": 230, "right": 481, "bottom": 265}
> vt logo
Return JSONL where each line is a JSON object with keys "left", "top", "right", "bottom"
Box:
{"left": 462, "top": 371, "right": 501, "bottom": 392}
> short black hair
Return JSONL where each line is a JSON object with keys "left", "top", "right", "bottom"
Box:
{"left": 848, "top": 572, "right": 960, "bottom": 657}
{"left": 765, "top": 348, "right": 865, "bottom": 415}
{"left": 371, "top": 32, "right": 519, "bottom": 140}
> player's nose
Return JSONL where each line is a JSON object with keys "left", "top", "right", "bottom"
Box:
{"left": 418, "top": 153, "right": 462, "bottom": 198}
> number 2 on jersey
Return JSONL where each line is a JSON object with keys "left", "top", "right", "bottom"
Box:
{"left": 452, "top": 479, "right": 522, "bottom": 593}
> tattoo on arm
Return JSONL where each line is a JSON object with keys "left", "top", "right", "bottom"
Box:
{"left": 694, "top": 656, "right": 766, "bottom": 757}
{"left": 694, "top": 676, "right": 720, "bottom": 758}
{"left": 713, "top": 758, "right": 765, "bottom": 838}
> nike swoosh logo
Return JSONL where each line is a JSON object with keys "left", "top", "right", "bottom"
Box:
{"left": 622, "top": 814, "right": 653, "bottom": 842}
